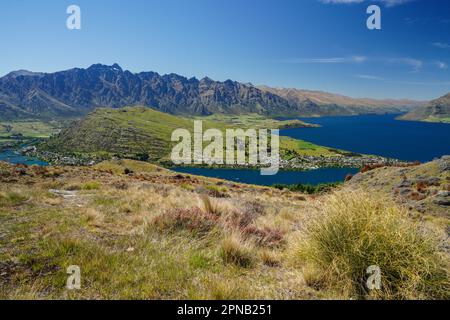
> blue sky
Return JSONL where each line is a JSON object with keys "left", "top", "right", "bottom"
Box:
{"left": 1, "top": 0, "right": 449, "bottom": 100}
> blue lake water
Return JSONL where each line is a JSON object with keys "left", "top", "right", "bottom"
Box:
{"left": 281, "top": 114, "right": 450, "bottom": 163}
{"left": 172, "top": 167, "right": 359, "bottom": 186}
{"left": 0, "top": 150, "right": 48, "bottom": 166}
{"left": 1, "top": 114, "right": 448, "bottom": 186}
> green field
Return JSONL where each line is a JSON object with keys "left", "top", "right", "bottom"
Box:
{"left": 197, "top": 113, "right": 319, "bottom": 129}
{"left": 424, "top": 117, "right": 450, "bottom": 124}
{"left": 0, "top": 120, "right": 61, "bottom": 139}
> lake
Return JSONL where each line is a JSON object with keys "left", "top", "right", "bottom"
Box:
{"left": 281, "top": 114, "right": 450, "bottom": 163}
{"left": 1, "top": 114, "right": 448, "bottom": 186}
{"left": 173, "top": 114, "right": 450, "bottom": 185}
{"left": 0, "top": 149, "right": 48, "bottom": 166}
{"left": 172, "top": 167, "right": 359, "bottom": 186}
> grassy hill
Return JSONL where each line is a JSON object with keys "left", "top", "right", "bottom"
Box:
{"left": 347, "top": 156, "right": 450, "bottom": 220}
{"left": 400, "top": 93, "right": 450, "bottom": 123}
{"left": 43, "top": 106, "right": 346, "bottom": 162}
{"left": 0, "top": 159, "right": 448, "bottom": 299}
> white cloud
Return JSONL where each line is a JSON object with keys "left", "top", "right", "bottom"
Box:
{"left": 388, "top": 80, "right": 450, "bottom": 86}
{"left": 354, "top": 74, "right": 450, "bottom": 86}
{"left": 384, "top": 57, "right": 423, "bottom": 72}
{"left": 355, "top": 74, "right": 385, "bottom": 80}
{"left": 434, "top": 61, "right": 448, "bottom": 69}
{"left": 280, "top": 55, "right": 448, "bottom": 73}
{"left": 281, "top": 56, "right": 366, "bottom": 64}
{"left": 320, "top": 0, "right": 364, "bottom": 3}
{"left": 379, "top": 0, "right": 414, "bottom": 7}
{"left": 432, "top": 42, "right": 450, "bottom": 49}
{"left": 319, "top": 0, "right": 414, "bottom": 6}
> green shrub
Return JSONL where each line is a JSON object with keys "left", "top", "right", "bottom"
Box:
{"left": 0, "top": 192, "right": 28, "bottom": 207}
{"left": 273, "top": 182, "right": 341, "bottom": 194}
{"left": 296, "top": 191, "right": 450, "bottom": 299}
{"left": 81, "top": 181, "right": 101, "bottom": 190}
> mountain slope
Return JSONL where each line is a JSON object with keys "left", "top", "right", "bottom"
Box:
{"left": 258, "top": 86, "right": 424, "bottom": 116}
{"left": 400, "top": 93, "right": 450, "bottom": 123}
{"left": 0, "top": 64, "right": 424, "bottom": 120}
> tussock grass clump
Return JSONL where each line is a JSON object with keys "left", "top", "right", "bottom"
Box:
{"left": 0, "top": 191, "right": 28, "bottom": 207}
{"left": 220, "top": 234, "right": 255, "bottom": 268}
{"left": 81, "top": 181, "right": 101, "bottom": 190}
{"left": 200, "top": 195, "right": 230, "bottom": 217}
{"left": 296, "top": 190, "right": 450, "bottom": 299}
{"left": 152, "top": 207, "right": 218, "bottom": 236}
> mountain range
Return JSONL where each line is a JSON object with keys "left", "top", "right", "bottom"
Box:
{"left": 258, "top": 86, "right": 425, "bottom": 116}
{"left": 0, "top": 63, "right": 425, "bottom": 120}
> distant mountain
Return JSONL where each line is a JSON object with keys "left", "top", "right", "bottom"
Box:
{"left": 0, "top": 64, "right": 424, "bottom": 120}
{"left": 258, "top": 86, "right": 425, "bottom": 116}
{"left": 400, "top": 93, "right": 450, "bottom": 123}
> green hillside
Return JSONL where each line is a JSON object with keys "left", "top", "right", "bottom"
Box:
{"left": 43, "top": 106, "right": 344, "bottom": 162}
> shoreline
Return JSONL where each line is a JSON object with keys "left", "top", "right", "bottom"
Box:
{"left": 17, "top": 146, "right": 409, "bottom": 172}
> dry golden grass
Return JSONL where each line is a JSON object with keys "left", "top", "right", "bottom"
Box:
{"left": 0, "top": 160, "right": 448, "bottom": 300}
{"left": 289, "top": 190, "right": 450, "bottom": 300}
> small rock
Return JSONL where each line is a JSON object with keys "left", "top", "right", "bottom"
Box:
{"left": 434, "top": 198, "right": 450, "bottom": 206}
{"left": 437, "top": 191, "right": 450, "bottom": 197}
{"left": 49, "top": 189, "right": 77, "bottom": 199}
{"left": 395, "top": 180, "right": 411, "bottom": 189}
{"left": 434, "top": 191, "right": 450, "bottom": 206}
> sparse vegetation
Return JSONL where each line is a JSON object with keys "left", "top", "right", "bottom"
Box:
{"left": 0, "top": 159, "right": 448, "bottom": 300}
{"left": 81, "top": 181, "right": 101, "bottom": 190}
{"left": 273, "top": 182, "right": 341, "bottom": 194}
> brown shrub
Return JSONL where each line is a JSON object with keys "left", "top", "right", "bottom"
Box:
{"left": 31, "top": 166, "right": 49, "bottom": 176}
{"left": 360, "top": 164, "right": 386, "bottom": 173}
{"left": 242, "top": 226, "right": 285, "bottom": 248}
{"left": 344, "top": 174, "right": 353, "bottom": 182}
{"left": 409, "top": 192, "right": 427, "bottom": 201}
{"left": 416, "top": 181, "right": 429, "bottom": 192}
{"left": 225, "top": 200, "right": 267, "bottom": 229}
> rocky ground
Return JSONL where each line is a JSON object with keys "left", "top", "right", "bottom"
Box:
{"left": 347, "top": 156, "right": 450, "bottom": 218}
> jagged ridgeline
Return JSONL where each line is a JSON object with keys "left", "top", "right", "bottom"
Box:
{"left": 0, "top": 64, "right": 423, "bottom": 121}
